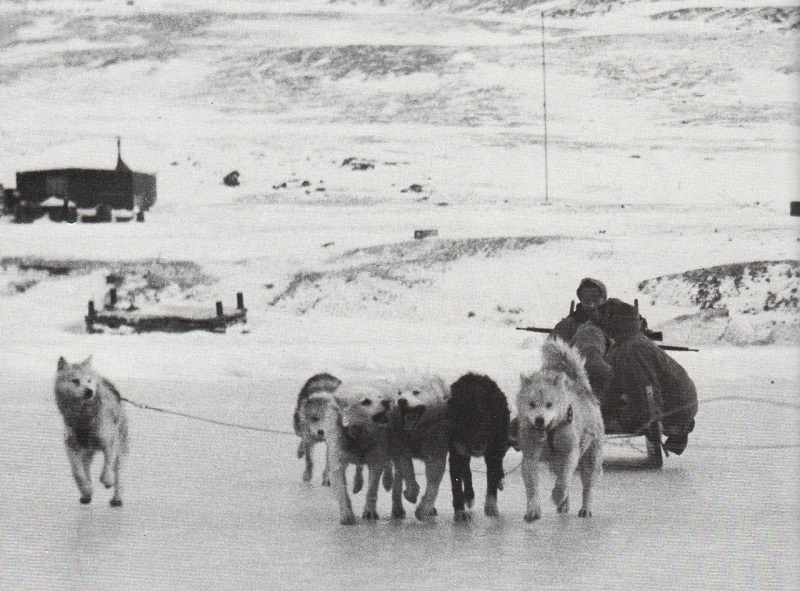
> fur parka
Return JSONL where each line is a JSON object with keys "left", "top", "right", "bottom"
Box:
{"left": 603, "top": 332, "right": 698, "bottom": 438}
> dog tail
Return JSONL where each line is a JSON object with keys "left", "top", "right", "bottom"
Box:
{"left": 298, "top": 373, "right": 341, "bottom": 402}
{"left": 541, "top": 338, "right": 594, "bottom": 399}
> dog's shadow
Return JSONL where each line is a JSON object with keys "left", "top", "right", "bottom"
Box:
{"left": 602, "top": 456, "right": 662, "bottom": 471}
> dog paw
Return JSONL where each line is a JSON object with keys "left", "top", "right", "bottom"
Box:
{"left": 403, "top": 483, "right": 420, "bottom": 504}
{"left": 556, "top": 497, "right": 570, "bottom": 514}
{"left": 415, "top": 505, "right": 437, "bottom": 521}
{"left": 100, "top": 473, "right": 114, "bottom": 489}
{"left": 340, "top": 512, "right": 358, "bottom": 525}
{"left": 484, "top": 499, "right": 499, "bottom": 517}
{"left": 79, "top": 496, "right": 92, "bottom": 505}
{"left": 391, "top": 506, "right": 406, "bottom": 519}
{"left": 302, "top": 470, "right": 313, "bottom": 483}
{"left": 523, "top": 510, "right": 541, "bottom": 522}
{"left": 362, "top": 508, "right": 380, "bottom": 521}
{"left": 321, "top": 477, "right": 331, "bottom": 487}
{"left": 578, "top": 508, "right": 592, "bottom": 518}
{"left": 453, "top": 510, "right": 471, "bottom": 523}
{"left": 110, "top": 498, "right": 123, "bottom": 508}
{"left": 464, "top": 494, "right": 474, "bottom": 509}
{"left": 551, "top": 485, "right": 568, "bottom": 507}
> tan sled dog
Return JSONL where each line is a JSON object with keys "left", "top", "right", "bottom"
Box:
{"left": 389, "top": 374, "right": 449, "bottom": 521}
{"left": 516, "top": 339, "right": 604, "bottom": 521}
{"left": 54, "top": 356, "right": 128, "bottom": 506}
{"left": 324, "top": 382, "right": 393, "bottom": 524}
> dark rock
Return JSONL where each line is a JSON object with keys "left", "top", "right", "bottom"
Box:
{"left": 223, "top": 171, "right": 240, "bottom": 187}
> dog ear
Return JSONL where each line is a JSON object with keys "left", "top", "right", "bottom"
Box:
{"left": 519, "top": 373, "right": 530, "bottom": 385}
{"left": 440, "top": 380, "right": 451, "bottom": 401}
{"left": 57, "top": 356, "right": 69, "bottom": 371}
{"left": 79, "top": 355, "right": 93, "bottom": 368}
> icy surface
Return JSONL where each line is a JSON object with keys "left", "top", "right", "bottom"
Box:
{"left": 1, "top": 346, "right": 798, "bottom": 591}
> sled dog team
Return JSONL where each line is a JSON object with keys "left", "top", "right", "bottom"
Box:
{"left": 294, "top": 337, "right": 603, "bottom": 524}
{"left": 55, "top": 338, "right": 604, "bottom": 523}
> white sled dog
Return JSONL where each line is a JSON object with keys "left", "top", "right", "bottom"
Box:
{"left": 54, "top": 356, "right": 128, "bottom": 506}
{"left": 389, "top": 373, "right": 449, "bottom": 521}
{"left": 516, "top": 339, "right": 604, "bottom": 521}
{"left": 324, "top": 382, "right": 394, "bottom": 525}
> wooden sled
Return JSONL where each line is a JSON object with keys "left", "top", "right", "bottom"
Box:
{"left": 605, "top": 385, "right": 664, "bottom": 468}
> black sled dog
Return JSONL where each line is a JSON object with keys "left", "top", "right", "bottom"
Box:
{"left": 448, "top": 373, "right": 510, "bottom": 522}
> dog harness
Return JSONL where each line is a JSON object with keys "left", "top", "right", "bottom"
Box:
{"left": 546, "top": 405, "right": 573, "bottom": 453}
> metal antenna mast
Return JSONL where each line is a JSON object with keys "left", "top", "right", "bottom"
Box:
{"left": 540, "top": 11, "right": 550, "bottom": 205}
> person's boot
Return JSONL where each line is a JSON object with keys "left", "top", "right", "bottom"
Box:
{"left": 664, "top": 434, "right": 688, "bottom": 455}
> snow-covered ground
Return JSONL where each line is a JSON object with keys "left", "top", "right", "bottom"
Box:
{"left": 0, "top": 0, "right": 798, "bottom": 589}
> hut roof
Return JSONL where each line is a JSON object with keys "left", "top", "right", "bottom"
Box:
{"left": 16, "top": 139, "right": 153, "bottom": 174}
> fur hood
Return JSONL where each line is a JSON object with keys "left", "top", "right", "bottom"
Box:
{"left": 598, "top": 298, "right": 641, "bottom": 340}
{"left": 576, "top": 277, "right": 608, "bottom": 300}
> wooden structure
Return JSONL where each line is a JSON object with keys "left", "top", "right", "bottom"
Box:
{"left": 86, "top": 293, "right": 247, "bottom": 334}
{"left": 414, "top": 229, "right": 438, "bottom": 240}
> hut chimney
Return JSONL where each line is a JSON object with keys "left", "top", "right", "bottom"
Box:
{"left": 115, "top": 136, "right": 130, "bottom": 172}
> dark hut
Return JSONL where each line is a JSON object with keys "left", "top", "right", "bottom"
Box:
{"left": 12, "top": 139, "right": 156, "bottom": 223}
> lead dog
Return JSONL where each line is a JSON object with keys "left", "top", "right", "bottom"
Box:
{"left": 516, "top": 339, "right": 604, "bottom": 521}
{"left": 448, "top": 373, "right": 510, "bottom": 522}
{"left": 389, "top": 374, "right": 449, "bottom": 521}
{"left": 324, "top": 382, "right": 393, "bottom": 524}
{"left": 54, "top": 356, "right": 128, "bottom": 507}
{"left": 294, "top": 372, "right": 342, "bottom": 485}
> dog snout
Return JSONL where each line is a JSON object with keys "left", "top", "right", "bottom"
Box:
{"left": 397, "top": 398, "right": 409, "bottom": 411}
{"left": 533, "top": 416, "right": 545, "bottom": 429}
{"left": 82, "top": 388, "right": 94, "bottom": 400}
{"left": 381, "top": 399, "right": 391, "bottom": 410}
{"left": 316, "top": 429, "right": 325, "bottom": 437}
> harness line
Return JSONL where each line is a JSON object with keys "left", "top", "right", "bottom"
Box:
{"left": 121, "top": 397, "right": 294, "bottom": 436}
{"left": 121, "top": 393, "right": 800, "bottom": 457}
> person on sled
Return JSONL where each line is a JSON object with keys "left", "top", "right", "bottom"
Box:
{"left": 550, "top": 278, "right": 612, "bottom": 394}
{"left": 597, "top": 299, "right": 698, "bottom": 455}
{"left": 551, "top": 278, "right": 608, "bottom": 342}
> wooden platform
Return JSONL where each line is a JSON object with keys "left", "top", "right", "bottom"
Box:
{"left": 86, "top": 293, "right": 247, "bottom": 334}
